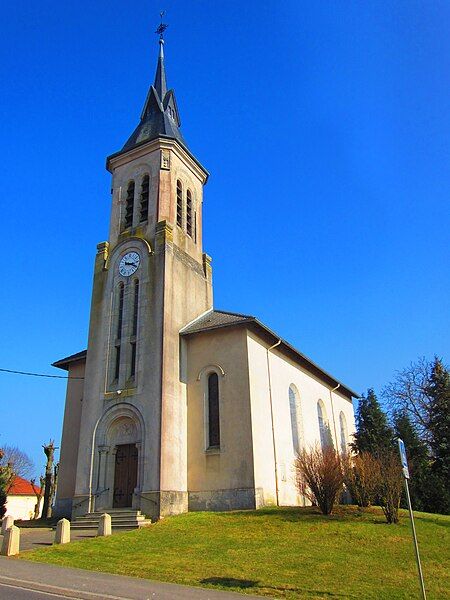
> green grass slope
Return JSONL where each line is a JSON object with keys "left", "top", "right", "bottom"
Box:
{"left": 21, "top": 506, "right": 449, "bottom": 599}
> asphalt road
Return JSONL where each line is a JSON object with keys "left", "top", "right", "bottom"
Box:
{"left": 0, "top": 581, "right": 75, "bottom": 598}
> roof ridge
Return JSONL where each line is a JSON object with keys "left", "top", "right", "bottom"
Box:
{"left": 213, "top": 308, "right": 255, "bottom": 319}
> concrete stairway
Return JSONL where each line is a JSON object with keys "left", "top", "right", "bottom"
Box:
{"left": 70, "top": 508, "right": 152, "bottom": 531}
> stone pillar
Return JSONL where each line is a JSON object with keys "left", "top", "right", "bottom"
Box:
{"left": 97, "top": 513, "right": 112, "bottom": 537}
{"left": 1, "top": 515, "right": 14, "bottom": 534}
{"left": 1, "top": 525, "right": 20, "bottom": 556}
{"left": 55, "top": 518, "right": 70, "bottom": 544}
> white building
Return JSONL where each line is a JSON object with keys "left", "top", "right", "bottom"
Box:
{"left": 53, "top": 33, "right": 357, "bottom": 520}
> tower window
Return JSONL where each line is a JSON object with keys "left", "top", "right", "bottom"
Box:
{"left": 207, "top": 372, "right": 220, "bottom": 448}
{"left": 130, "top": 342, "right": 137, "bottom": 379}
{"left": 139, "top": 175, "right": 149, "bottom": 223}
{"left": 117, "top": 283, "right": 124, "bottom": 340}
{"left": 176, "top": 180, "right": 183, "bottom": 228}
{"left": 132, "top": 279, "right": 139, "bottom": 336}
{"left": 114, "top": 345, "right": 121, "bottom": 380}
{"left": 124, "top": 181, "right": 135, "bottom": 229}
{"left": 186, "top": 189, "right": 193, "bottom": 237}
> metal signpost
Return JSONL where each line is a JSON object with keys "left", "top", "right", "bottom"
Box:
{"left": 397, "top": 438, "right": 427, "bottom": 600}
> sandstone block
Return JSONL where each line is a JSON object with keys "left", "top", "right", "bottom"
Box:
{"left": 97, "top": 513, "right": 112, "bottom": 537}
{"left": 55, "top": 518, "right": 70, "bottom": 544}
{"left": 1, "top": 525, "right": 20, "bottom": 556}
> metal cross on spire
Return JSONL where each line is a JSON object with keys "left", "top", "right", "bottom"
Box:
{"left": 155, "top": 11, "right": 168, "bottom": 40}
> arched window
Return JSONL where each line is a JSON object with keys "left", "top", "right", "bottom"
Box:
{"left": 289, "top": 384, "right": 302, "bottom": 455}
{"left": 207, "top": 372, "right": 220, "bottom": 448}
{"left": 124, "top": 181, "right": 135, "bottom": 229}
{"left": 139, "top": 175, "right": 149, "bottom": 223}
{"left": 339, "top": 412, "right": 348, "bottom": 455}
{"left": 114, "top": 283, "right": 125, "bottom": 380}
{"left": 176, "top": 180, "right": 183, "bottom": 227}
{"left": 186, "top": 189, "right": 193, "bottom": 237}
{"left": 130, "top": 279, "right": 139, "bottom": 379}
{"left": 317, "top": 400, "right": 330, "bottom": 450}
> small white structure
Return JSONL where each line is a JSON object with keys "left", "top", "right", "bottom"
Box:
{"left": 55, "top": 518, "right": 70, "bottom": 544}
{"left": 97, "top": 513, "right": 112, "bottom": 537}
{"left": 1, "top": 525, "right": 20, "bottom": 556}
{"left": 5, "top": 476, "right": 42, "bottom": 521}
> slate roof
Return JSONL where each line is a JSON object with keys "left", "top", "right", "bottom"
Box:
{"left": 52, "top": 350, "right": 87, "bottom": 371}
{"left": 180, "top": 310, "right": 254, "bottom": 335}
{"left": 115, "top": 40, "right": 188, "bottom": 155}
{"left": 7, "top": 476, "right": 40, "bottom": 496}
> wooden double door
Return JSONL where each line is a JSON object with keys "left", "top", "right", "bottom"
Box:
{"left": 113, "top": 443, "right": 138, "bottom": 508}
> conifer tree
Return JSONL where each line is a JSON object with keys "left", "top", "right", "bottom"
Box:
{"left": 352, "top": 389, "right": 393, "bottom": 456}
{"left": 426, "top": 358, "right": 450, "bottom": 514}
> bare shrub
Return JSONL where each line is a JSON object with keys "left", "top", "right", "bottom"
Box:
{"left": 295, "top": 445, "right": 344, "bottom": 515}
{"left": 377, "top": 450, "right": 403, "bottom": 524}
{"left": 342, "top": 452, "right": 381, "bottom": 508}
{"left": 0, "top": 445, "right": 34, "bottom": 481}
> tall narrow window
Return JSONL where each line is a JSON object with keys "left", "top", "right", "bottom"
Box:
{"left": 207, "top": 372, "right": 220, "bottom": 448}
{"left": 289, "top": 385, "right": 302, "bottom": 455}
{"left": 114, "top": 346, "right": 121, "bottom": 380}
{"left": 317, "top": 400, "right": 329, "bottom": 450}
{"left": 139, "top": 175, "right": 149, "bottom": 222}
{"left": 186, "top": 189, "right": 193, "bottom": 237}
{"left": 130, "top": 279, "right": 139, "bottom": 379}
{"left": 117, "top": 283, "right": 124, "bottom": 339}
{"left": 339, "top": 412, "right": 348, "bottom": 455}
{"left": 176, "top": 180, "right": 183, "bottom": 227}
{"left": 114, "top": 283, "right": 125, "bottom": 382}
{"left": 132, "top": 280, "right": 139, "bottom": 336}
{"left": 124, "top": 181, "right": 135, "bottom": 229}
{"left": 193, "top": 210, "right": 197, "bottom": 243}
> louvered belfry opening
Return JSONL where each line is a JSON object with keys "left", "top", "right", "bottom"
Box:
{"left": 176, "top": 180, "right": 183, "bottom": 227}
{"left": 124, "top": 181, "right": 135, "bottom": 229}
{"left": 186, "top": 189, "right": 193, "bottom": 237}
{"left": 139, "top": 175, "right": 149, "bottom": 222}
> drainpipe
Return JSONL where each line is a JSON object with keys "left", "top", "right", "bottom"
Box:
{"left": 329, "top": 383, "right": 340, "bottom": 451}
{"left": 266, "top": 339, "right": 281, "bottom": 506}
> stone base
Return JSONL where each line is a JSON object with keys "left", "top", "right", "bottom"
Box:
{"left": 70, "top": 495, "right": 90, "bottom": 519}
{"left": 137, "top": 490, "right": 188, "bottom": 520}
{"left": 188, "top": 487, "right": 263, "bottom": 512}
{"left": 52, "top": 497, "right": 73, "bottom": 520}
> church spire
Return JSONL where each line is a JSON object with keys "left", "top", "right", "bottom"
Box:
{"left": 153, "top": 31, "right": 168, "bottom": 101}
{"left": 119, "top": 15, "right": 187, "bottom": 154}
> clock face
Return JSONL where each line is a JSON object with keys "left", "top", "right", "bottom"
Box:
{"left": 119, "top": 252, "right": 140, "bottom": 277}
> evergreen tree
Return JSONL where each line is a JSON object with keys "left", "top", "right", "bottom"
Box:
{"left": 352, "top": 389, "right": 393, "bottom": 456}
{"left": 393, "top": 410, "right": 429, "bottom": 511}
{"left": 426, "top": 358, "right": 450, "bottom": 514}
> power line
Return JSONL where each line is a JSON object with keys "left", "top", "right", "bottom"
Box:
{"left": 0, "top": 368, "right": 84, "bottom": 380}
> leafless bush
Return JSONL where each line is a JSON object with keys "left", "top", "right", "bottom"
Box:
{"left": 377, "top": 450, "right": 403, "bottom": 524}
{"left": 342, "top": 452, "right": 381, "bottom": 508}
{"left": 295, "top": 445, "right": 344, "bottom": 515}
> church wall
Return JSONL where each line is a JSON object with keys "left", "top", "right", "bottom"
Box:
{"left": 53, "top": 359, "right": 85, "bottom": 518}
{"left": 186, "top": 327, "right": 256, "bottom": 511}
{"left": 246, "top": 331, "right": 356, "bottom": 507}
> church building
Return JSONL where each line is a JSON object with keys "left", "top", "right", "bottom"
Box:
{"left": 53, "top": 33, "right": 358, "bottom": 521}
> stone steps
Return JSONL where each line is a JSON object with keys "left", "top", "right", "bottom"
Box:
{"left": 69, "top": 509, "right": 152, "bottom": 531}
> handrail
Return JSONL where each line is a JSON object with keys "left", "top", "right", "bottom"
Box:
{"left": 72, "top": 488, "right": 109, "bottom": 511}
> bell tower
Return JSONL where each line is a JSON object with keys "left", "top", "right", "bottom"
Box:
{"left": 71, "top": 25, "right": 213, "bottom": 519}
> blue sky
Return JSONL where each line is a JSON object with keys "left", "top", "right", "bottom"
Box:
{"left": 1, "top": 1, "right": 449, "bottom": 477}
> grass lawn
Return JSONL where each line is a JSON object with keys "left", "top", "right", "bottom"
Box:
{"left": 20, "top": 506, "right": 449, "bottom": 599}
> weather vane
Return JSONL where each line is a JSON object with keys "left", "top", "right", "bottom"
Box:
{"left": 155, "top": 11, "right": 168, "bottom": 40}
